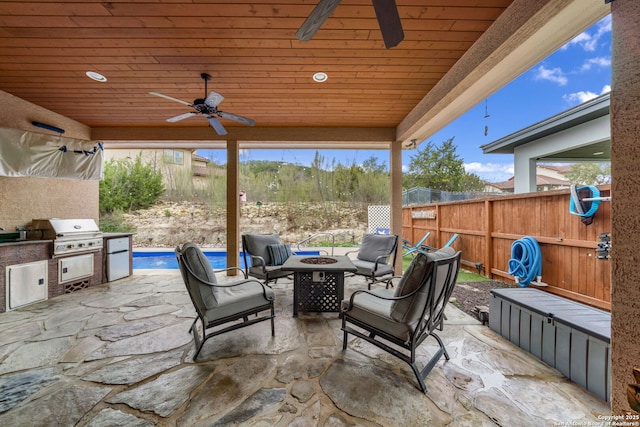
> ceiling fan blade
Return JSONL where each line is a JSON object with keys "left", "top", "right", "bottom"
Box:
{"left": 207, "top": 115, "right": 228, "bottom": 135}
{"left": 166, "top": 112, "right": 197, "bottom": 122}
{"left": 371, "top": 0, "right": 404, "bottom": 49}
{"left": 218, "top": 111, "right": 256, "bottom": 127}
{"left": 204, "top": 91, "right": 224, "bottom": 108}
{"left": 149, "top": 91, "right": 192, "bottom": 107}
{"left": 296, "top": 0, "right": 342, "bottom": 41}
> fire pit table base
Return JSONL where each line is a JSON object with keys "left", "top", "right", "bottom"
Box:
{"left": 281, "top": 255, "right": 357, "bottom": 317}
{"left": 294, "top": 271, "right": 343, "bottom": 315}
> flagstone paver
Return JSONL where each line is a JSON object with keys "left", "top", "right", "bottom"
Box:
{"left": 0, "top": 270, "right": 612, "bottom": 426}
{"left": 106, "top": 365, "right": 213, "bottom": 417}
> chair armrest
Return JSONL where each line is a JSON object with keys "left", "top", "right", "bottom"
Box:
{"left": 250, "top": 255, "right": 267, "bottom": 266}
{"left": 191, "top": 270, "right": 274, "bottom": 300}
{"left": 179, "top": 252, "right": 274, "bottom": 301}
{"left": 343, "top": 284, "right": 417, "bottom": 312}
{"left": 212, "top": 278, "right": 274, "bottom": 300}
{"left": 247, "top": 255, "right": 269, "bottom": 276}
{"left": 214, "top": 266, "right": 248, "bottom": 279}
{"left": 344, "top": 249, "right": 359, "bottom": 258}
{"left": 373, "top": 254, "right": 391, "bottom": 269}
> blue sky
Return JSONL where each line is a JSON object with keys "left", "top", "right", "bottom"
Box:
{"left": 199, "top": 15, "right": 611, "bottom": 183}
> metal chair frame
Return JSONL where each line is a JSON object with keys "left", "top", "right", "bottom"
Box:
{"left": 341, "top": 251, "right": 461, "bottom": 392}
{"left": 177, "top": 243, "right": 275, "bottom": 360}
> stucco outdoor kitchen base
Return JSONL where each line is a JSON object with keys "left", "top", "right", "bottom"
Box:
{"left": 0, "top": 272, "right": 611, "bottom": 426}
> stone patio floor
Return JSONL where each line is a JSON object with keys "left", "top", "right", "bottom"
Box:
{"left": 0, "top": 270, "right": 611, "bottom": 426}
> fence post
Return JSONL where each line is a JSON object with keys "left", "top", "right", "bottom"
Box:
{"left": 435, "top": 203, "right": 441, "bottom": 246}
{"left": 484, "top": 199, "right": 493, "bottom": 278}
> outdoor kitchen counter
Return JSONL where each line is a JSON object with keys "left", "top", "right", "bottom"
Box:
{"left": 0, "top": 240, "right": 54, "bottom": 313}
{"left": 102, "top": 232, "right": 135, "bottom": 238}
{"left": 1, "top": 238, "right": 106, "bottom": 313}
{"left": 0, "top": 239, "right": 52, "bottom": 247}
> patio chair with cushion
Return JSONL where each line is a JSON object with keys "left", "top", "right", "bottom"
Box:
{"left": 341, "top": 246, "right": 461, "bottom": 393}
{"left": 345, "top": 233, "right": 399, "bottom": 289}
{"left": 402, "top": 231, "right": 431, "bottom": 256}
{"left": 176, "top": 242, "right": 275, "bottom": 360}
{"left": 242, "top": 233, "right": 293, "bottom": 285}
{"left": 417, "top": 233, "right": 459, "bottom": 253}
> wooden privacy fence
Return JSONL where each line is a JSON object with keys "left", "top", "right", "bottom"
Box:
{"left": 402, "top": 185, "right": 612, "bottom": 311}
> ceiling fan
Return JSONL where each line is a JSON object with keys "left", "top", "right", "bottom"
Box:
{"left": 149, "top": 73, "right": 255, "bottom": 136}
{"left": 295, "top": 0, "right": 404, "bottom": 49}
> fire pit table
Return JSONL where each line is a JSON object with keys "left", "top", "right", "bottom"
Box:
{"left": 281, "top": 255, "right": 357, "bottom": 316}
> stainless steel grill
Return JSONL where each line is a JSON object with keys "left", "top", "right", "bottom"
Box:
{"left": 30, "top": 218, "right": 103, "bottom": 257}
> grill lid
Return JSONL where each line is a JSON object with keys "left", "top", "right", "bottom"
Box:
{"left": 31, "top": 218, "right": 101, "bottom": 239}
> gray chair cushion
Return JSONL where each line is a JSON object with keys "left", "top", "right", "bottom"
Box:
{"left": 352, "top": 259, "right": 394, "bottom": 277}
{"left": 205, "top": 280, "right": 275, "bottom": 322}
{"left": 244, "top": 234, "right": 281, "bottom": 266}
{"left": 267, "top": 243, "right": 292, "bottom": 266}
{"left": 248, "top": 264, "right": 291, "bottom": 280}
{"left": 182, "top": 242, "right": 219, "bottom": 308}
{"left": 390, "top": 246, "right": 456, "bottom": 324}
{"left": 347, "top": 288, "right": 414, "bottom": 342}
{"left": 357, "top": 233, "right": 396, "bottom": 263}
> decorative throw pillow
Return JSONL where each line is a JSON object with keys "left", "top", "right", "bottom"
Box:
{"left": 267, "top": 243, "right": 292, "bottom": 266}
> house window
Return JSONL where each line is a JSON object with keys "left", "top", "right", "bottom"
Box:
{"left": 164, "top": 149, "right": 184, "bottom": 165}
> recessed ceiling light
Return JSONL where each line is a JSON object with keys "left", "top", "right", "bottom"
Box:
{"left": 313, "top": 72, "right": 328, "bottom": 83}
{"left": 593, "top": 151, "right": 604, "bottom": 156}
{"left": 86, "top": 71, "right": 107, "bottom": 82}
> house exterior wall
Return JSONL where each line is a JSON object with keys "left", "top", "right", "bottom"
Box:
{"left": 0, "top": 91, "right": 98, "bottom": 231}
{"left": 484, "top": 165, "right": 571, "bottom": 193}
{"left": 610, "top": 0, "right": 640, "bottom": 414}
{"left": 104, "top": 148, "right": 195, "bottom": 191}
{"left": 538, "top": 165, "right": 568, "bottom": 181}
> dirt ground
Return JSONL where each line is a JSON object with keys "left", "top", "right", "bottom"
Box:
{"left": 450, "top": 280, "right": 512, "bottom": 322}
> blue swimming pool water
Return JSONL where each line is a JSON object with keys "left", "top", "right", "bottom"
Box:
{"left": 133, "top": 250, "right": 320, "bottom": 270}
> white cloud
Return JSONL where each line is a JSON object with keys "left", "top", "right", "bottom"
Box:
{"left": 580, "top": 56, "right": 611, "bottom": 72}
{"left": 564, "top": 91, "right": 598, "bottom": 104}
{"left": 534, "top": 65, "right": 568, "bottom": 86}
{"left": 563, "top": 32, "right": 592, "bottom": 50}
{"left": 562, "top": 15, "right": 611, "bottom": 52}
{"left": 595, "top": 15, "right": 612, "bottom": 38}
{"left": 464, "top": 162, "right": 514, "bottom": 181}
{"left": 563, "top": 85, "right": 611, "bottom": 105}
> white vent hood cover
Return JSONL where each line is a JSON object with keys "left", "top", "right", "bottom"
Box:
{"left": 0, "top": 127, "right": 103, "bottom": 180}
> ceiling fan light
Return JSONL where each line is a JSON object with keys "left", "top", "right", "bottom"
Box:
{"left": 86, "top": 71, "right": 107, "bottom": 82}
{"left": 313, "top": 72, "right": 328, "bottom": 83}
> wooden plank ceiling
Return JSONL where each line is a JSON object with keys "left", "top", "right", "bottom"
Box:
{"left": 0, "top": 0, "right": 514, "bottom": 142}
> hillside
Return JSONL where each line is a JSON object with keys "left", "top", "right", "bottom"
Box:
{"left": 121, "top": 200, "right": 369, "bottom": 248}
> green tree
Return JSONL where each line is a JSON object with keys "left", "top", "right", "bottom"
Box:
{"left": 99, "top": 155, "right": 164, "bottom": 213}
{"left": 403, "top": 137, "right": 484, "bottom": 192}
{"left": 564, "top": 162, "right": 611, "bottom": 185}
{"left": 334, "top": 156, "right": 389, "bottom": 205}
{"left": 361, "top": 156, "right": 387, "bottom": 175}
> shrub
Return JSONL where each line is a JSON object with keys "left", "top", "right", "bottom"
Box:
{"left": 100, "top": 154, "right": 165, "bottom": 213}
